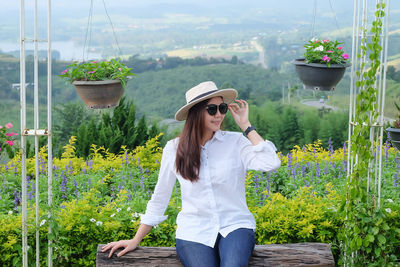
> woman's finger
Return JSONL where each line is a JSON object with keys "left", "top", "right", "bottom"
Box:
{"left": 102, "top": 242, "right": 114, "bottom": 252}
{"left": 109, "top": 243, "right": 122, "bottom": 258}
{"left": 117, "top": 247, "right": 130, "bottom": 257}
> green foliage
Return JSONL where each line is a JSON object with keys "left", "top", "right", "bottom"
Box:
{"left": 255, "top": 185, "right": 341, "bottom": 244}
{"left": 69, "top": 97, "right": 160, "bottom": 158}
{"left": 244, "top": 102, "right": 349, "bottom": 154}
{"left": 59, "top": 59, "right": 134, "bottom": 87}
{"left": 342, "top": 1, "right": 396, "bottom": 265}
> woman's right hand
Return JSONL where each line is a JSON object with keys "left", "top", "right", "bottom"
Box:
{"left": 101, "top": 239, "right": 138, "bottom": 258}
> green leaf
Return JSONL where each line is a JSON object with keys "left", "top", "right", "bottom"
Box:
{"left": 377, "top": 234, "right": 386, "bottom": 245}
{"left": 366, "top": 234, "right": 375, "bottom": 243}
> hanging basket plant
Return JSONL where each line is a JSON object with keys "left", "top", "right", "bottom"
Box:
{"left": 292, "top": 39, "right": 350, "bottom": 91}
{"left": 386, "top": 101, "right": 400, "bottom": 150}
{"left": 60, "top": 59, "right": 134, "bottom": 109}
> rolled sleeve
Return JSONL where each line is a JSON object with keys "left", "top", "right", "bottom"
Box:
{"left": 239, "top": 135, "right": 281, "bottom": 172}
{"left": 140, "top": 140, "right": 177, "bottom": 226}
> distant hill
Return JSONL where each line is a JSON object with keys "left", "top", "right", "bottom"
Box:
{"left": 125, "top": 64, "right": 292, "bottom": 119}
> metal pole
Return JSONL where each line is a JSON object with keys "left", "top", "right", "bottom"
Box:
{"left": 47, "top": 0, "right": 53, "bottom": 265}
{"left": 20, "top": 0, "right": 28, "bottom": 266}
{"left": 33, "top": 0, "right": 40, "bottom": 266}
{"left": 377, "top": 0, "right": 390, "bottom": 207}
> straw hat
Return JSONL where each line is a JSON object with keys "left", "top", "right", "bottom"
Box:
{"left": 175, "top": 81, "right": 238, "bottom": 121}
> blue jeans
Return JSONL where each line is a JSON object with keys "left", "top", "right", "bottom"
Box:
{"left": 176, "top": 228, "right": 255, "bottom": 267}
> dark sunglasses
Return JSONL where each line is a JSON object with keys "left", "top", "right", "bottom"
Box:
{"left": 205, "top": 103, "right": 228, "bottom": 115}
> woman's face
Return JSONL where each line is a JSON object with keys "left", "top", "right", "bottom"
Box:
{"left": 202, "top": 96, "right": 225, "bottom": 134}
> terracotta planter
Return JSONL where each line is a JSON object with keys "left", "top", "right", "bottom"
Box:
{"left": 292, "top": 59, "right": 350, "bottom": 91}
{"left": 386, "top": 127, "right": 400, "bottom": 150}
{"left": 73, "top": 80, "right": 124, "bottom": 109}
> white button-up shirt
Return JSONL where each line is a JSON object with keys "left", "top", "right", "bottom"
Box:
{"left": 141, "top": 130, "right": 281, "bottom": 247}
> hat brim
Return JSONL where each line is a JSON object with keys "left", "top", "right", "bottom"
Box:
{"left": 175, "top": 88, "right": 238, "bottom": 121}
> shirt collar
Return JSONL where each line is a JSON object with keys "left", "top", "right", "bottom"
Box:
{"left": 213, "top": 130, "right": 224, "bottom": 141}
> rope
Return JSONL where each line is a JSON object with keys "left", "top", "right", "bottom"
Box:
{"left": 82, "top": 0, "right": 122, "bottom": 61}
{"left": 102, "top": 0, "right": 122, "bottom": 58}
{"left": 328, "top": 0, "right": 341, "bottom": 30}
{"left": 310, "top": 0, "right": 317, "bottom": 38}
{"left": 83, "top": 0, "right": 94, "bottom": 61}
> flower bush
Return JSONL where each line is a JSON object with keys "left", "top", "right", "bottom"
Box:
{"left": 59, "top": 59, "right": 134, "bottom": 87}
{"left": 0, "top": 122, "right": 18, "bottom": 158}
{"left": 0, "top": 135, "right": 399, "bottom": 266}
{"left": 304, "top": 38, "right": 349, "bottom": 67}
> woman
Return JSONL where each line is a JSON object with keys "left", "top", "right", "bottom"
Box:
{"left": 102, "top": 81, "right": 281, "bottom": 266}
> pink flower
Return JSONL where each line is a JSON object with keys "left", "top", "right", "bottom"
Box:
{"left": 88, "top": 70, "right": 96, "bottom": 74}
{"left": 118, "top": 68, "right": 122, "bottom": 71}
{"left": 0, "top": 125, "right": 2, "bottom": 129}
{"left": 5, "top": 140, "right": 14, "bottom": 146}
{"left": 61, "top": 69, "right": 68, "bottom": 75}
{"left": 338, "top": 46, "right": 343, "bottom": 50}
{"left": 92, "top": 61, "right": 98, "bottom": 63}
{"left": 327, "top": 50, "right": 334, "bottom": 53}
{"left": 322, "top": 55, "right": 331, "bottom": 62}
{"left": 5, "top": 132, "right": 18, "bottom": 137}
{"left": 322, "top": 39, "right": 330, "bottom": 43}
{"left": 6, "top": 123, "right": 12, "bottom": 129}
{"left": 342, "top": 53, "right": 349, "bottom": 60}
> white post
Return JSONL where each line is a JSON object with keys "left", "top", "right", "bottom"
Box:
{"left": 20, "top": 0, "right": 53, "bottom": 266}
{"left": 47, "top": 0, "right": 53, "bottom": 265}
{"left": 20, "top": 0, "right": 28, "bottom": 266}
{"left": 33, "top": 1, "right": 40, "bottom": 266}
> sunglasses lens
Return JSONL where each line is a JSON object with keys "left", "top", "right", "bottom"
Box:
{"left": 219, "top": 103, "right": 228, "bottom": 114}
{"left": 207, "top": 104, "right": 218, "bottom": 115}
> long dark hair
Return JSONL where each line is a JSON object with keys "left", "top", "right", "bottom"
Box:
{"left": 175, "top": 99, "right": 209, "bottom": 182}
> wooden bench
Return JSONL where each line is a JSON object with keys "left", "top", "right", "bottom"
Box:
{"left": 96, "top": 242, "right": 335, "bottom": 266}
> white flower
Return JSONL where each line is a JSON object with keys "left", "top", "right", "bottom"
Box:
{"left": 8, "top": 210, "right": 13, "bottom": 215}
{"left": 90, "top": 218, "right": 96, "bottom": 223}
{"left": 385, "top": 208, "right": 391, "bottom": 213}
{"left": 153, "top": 225, "right": 158, "bottom": 229}
{"left": 110, "top": 213, "right": 115, "bottom": 218}
{"left": 132, "top": 212, "right": 140, "bottom": 218}
{"left": 96, "top": 221, "right": 103, "bottom": 226}
{"left": 40, "top": 219, "right": 46, "bottom": 227}
{"left": 387, "top": 199, "right": 393, "bottom": 203}
{"left": 116, "top": 208, "right": 121, "bottom": 213}
{"left": 127, "top": 207, "right": 131, "bottom": 212}
{"left": 131, "top": 220, "right": 134, "bottom": 223}
{"left": 310, "top": 37, "right": 318, "bottom": 42}
{"left": 314, "top": 45, "right": 324, "bottom": 52}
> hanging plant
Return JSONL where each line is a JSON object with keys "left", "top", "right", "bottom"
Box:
{"left": 292, "top": 38, "right": 350, "bottom": 91}
{"left": 60, "top": 59, "right": 135, "bottom": 109}
{"left": 386, "top": 101, "right": 400, "bottom": 150}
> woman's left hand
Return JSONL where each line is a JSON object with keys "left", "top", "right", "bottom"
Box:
{"left": 228, "top": 99, "right": 251, "bottom": 131}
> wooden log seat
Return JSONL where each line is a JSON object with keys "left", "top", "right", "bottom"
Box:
{"left": 96, "top": 242, "right": 335, "bottom": 267}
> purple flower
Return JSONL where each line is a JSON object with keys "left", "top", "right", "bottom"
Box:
{"left": 301, "top": 165, "right": 306, "bottom": 177}
{"left": 328, "top": 138, "right": 334, "bottom": 156}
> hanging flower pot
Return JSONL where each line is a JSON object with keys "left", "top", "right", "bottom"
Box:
{"left": 386, "top": 127, "right": 400, "bottom": 150}
{"left": 73, "top": 79, "right": 124, "bottom": 109}
{"left": 293, "top": 38, "right": 350, "bottom": 91}
{"left": 60, "top": 59, "right": 134, "bottom": 109}
{"left": 292, "top": 59, "right": 350, "bottom": 91}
